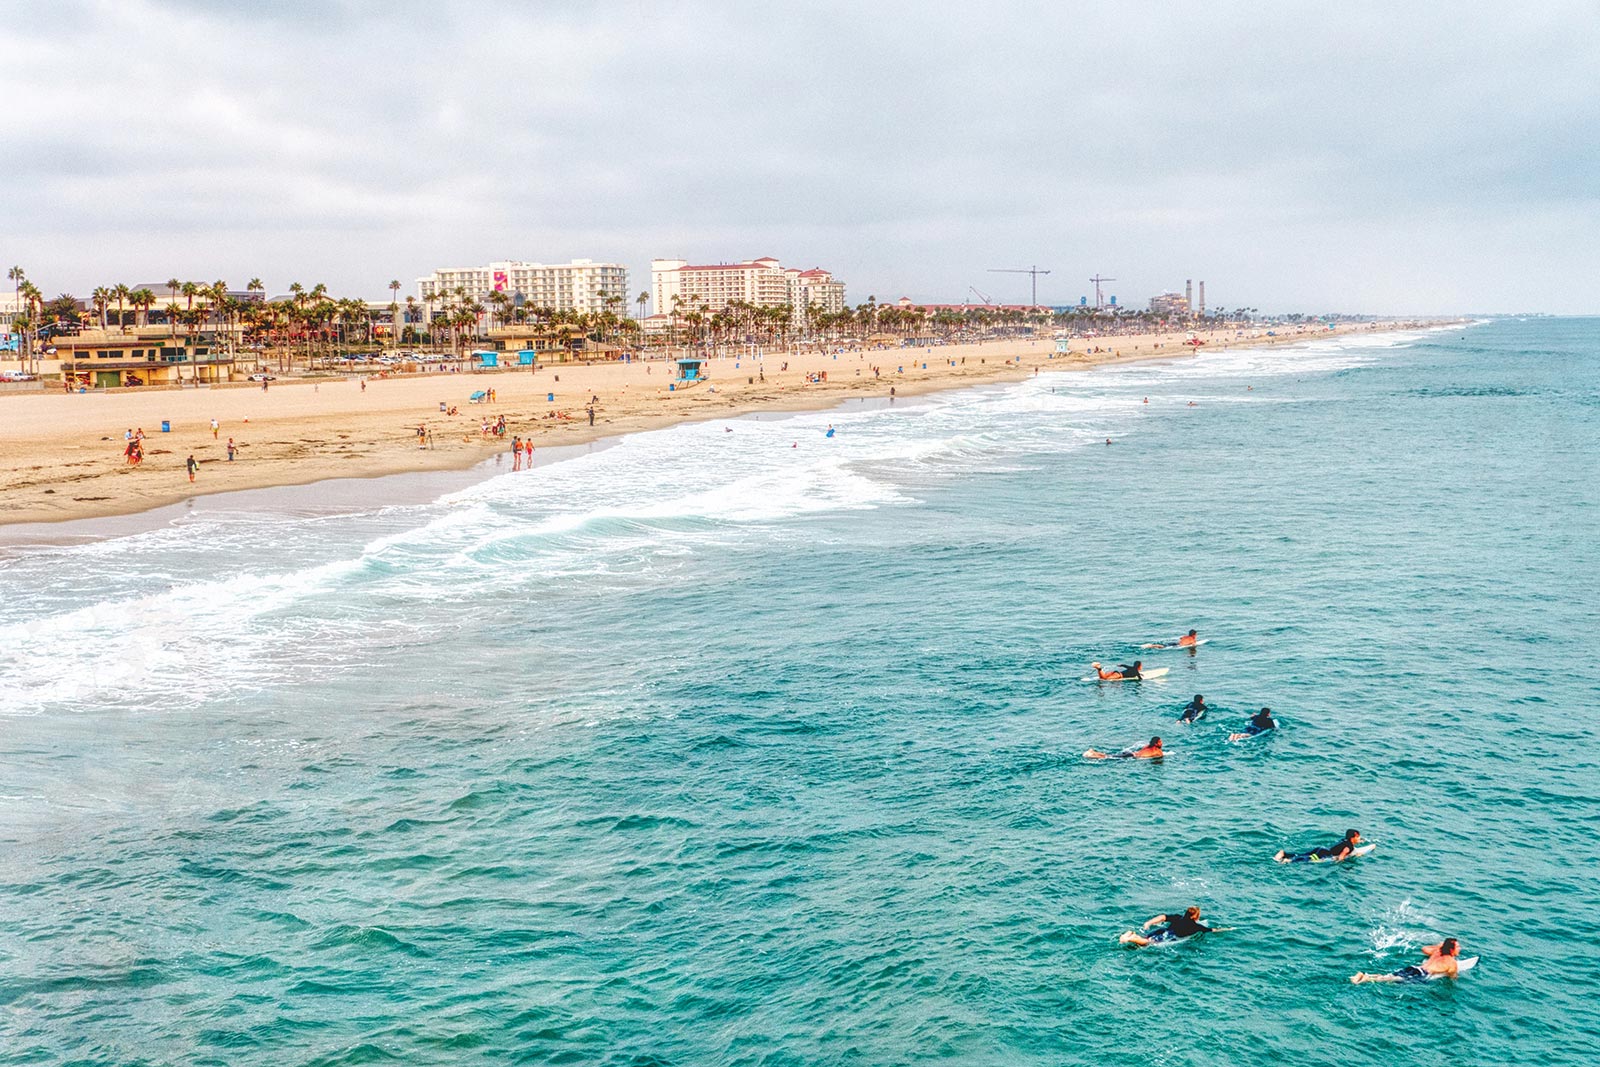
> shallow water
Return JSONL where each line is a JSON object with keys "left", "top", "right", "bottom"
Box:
{"left": 2, "top": 319, "right": 1597, "bottom": 1065}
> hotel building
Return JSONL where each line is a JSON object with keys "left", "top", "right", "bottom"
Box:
{"left": 416, "top": 259, "right": 629, "bottom": 315}
{"left": 650, "top": 257, "right": 847, "bottom": 325}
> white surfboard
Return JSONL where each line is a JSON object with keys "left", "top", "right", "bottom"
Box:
{"left": 1440, "top": 956, "right": 1479, "bottom": 977}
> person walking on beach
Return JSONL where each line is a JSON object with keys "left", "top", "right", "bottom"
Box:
{"left": 587, "top": 405, "right": 595, "bottom": 426}
{"left": 523, "top": 438, "right": 533, "bottom": 465}
{"left": 226, "top": 437, "right": 236, "bottom": 461}
{"left": 186, "top": 454, "right": 198, "bottom": 483}
{"left": 511, "top": 436, "right": 522, "bottom": 470}
{"left": 210, "top": 418, "right": 219, "bottom": 439}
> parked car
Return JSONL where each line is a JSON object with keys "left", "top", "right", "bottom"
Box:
{"left": 0, "top": 371, "right": 39, "bottom": 382}
{"left": 246, "top": 373, "right": 277, "bottom": 382}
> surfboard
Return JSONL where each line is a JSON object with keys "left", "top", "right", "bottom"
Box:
{"left": 1439, "top": 956, "right": 1479, "bottom": 977}
{"left": 1082, "top": 666, "right": 1171, "bottom": 681}
{"left": 1228, "top": 724, "right": 1275, "bottom": 741}
{"left": 1141, "top": 638, "right": 1210, "bottom": 649}
{"left": 1285, "top": 842, "right": 1377, "bottom": 863}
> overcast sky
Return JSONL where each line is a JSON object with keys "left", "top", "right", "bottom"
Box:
{"left": 3, "top": 1, "right": 1597, "bottom": 313}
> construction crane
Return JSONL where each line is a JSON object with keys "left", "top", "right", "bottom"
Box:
{"left": 1089, "top": 274, "right": 1116, "bottom": 310}
{"left": 968, "top": 285, "right": 996, "bottom": 307}
{"left": 989, "top": 266, "right": 1052, "bottom": 308}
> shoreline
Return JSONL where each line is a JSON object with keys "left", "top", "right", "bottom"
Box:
{"left": 0, "top": 323, "right": 1444, "bottom": 537}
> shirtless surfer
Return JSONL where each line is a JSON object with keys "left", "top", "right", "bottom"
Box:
{"left": 1085, "top": 737, "right": 1163, "bottom": 761}
{"left": 1351, "top": 939, "right": 1463, "bottom": 983}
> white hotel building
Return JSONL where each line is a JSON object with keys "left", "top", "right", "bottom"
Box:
{"left": 416, "top": 259, "right": 629, "bottom": 315}
{"left": 651, "top": 257, "right": 847, "bottom": 325}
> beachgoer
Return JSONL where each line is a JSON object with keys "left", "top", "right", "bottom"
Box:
{"left": 210, "top": 418, "right": 218, "bottom": 439}
{"left": 186, "top": 454, "right": 198, "bottom": 482}
{"left": 1093, "top": 660, "right": 1143, "bottom": 680}
{"left": 1119, "top": 906, "right": 1214, "bottom": 946}
{"left": 1276, "top": 829, "right": 1362, "bottom": 864}
{"left": 1351, "top": 939, "right": 1462, "bottom": 984}
{"left": 1179, "top": 695, "right": 1207, "bottom": 723}
{"left": 1177, "top": 629, "right": 1199, "bottom": 647}
{"left": 226, "top": 437, "right": 235, "bottom": 461}
{"left": 1085, "top": 737, "right": 1163, "bottom": 761}
{"left": 360, "top": 378, "right": 366, "bottom": 392}
{"left": 1229, "top": 707, "right": 1277, "bottom": 740}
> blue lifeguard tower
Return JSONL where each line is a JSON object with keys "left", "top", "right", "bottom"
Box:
{"left": 472, "top": 349, "right": 499, "bottom": 368}
{"left": 516, "top": 349, "right": 536, "bottom": 366}
{"left": 676, "top": 357, "right": 707, "bottom": 382}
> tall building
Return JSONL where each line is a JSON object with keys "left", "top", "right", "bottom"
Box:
{"left": 1197, "top": 281, "right": 1206, "bottom": 316}
{"left": 651, "top": 256, "right": 847, "bottom": 325}
{"left": 417, "top": 259, "right": 629, "bottom": 315}
{"left": 1149, "top": 291, "right": 1190, "bottom": 317}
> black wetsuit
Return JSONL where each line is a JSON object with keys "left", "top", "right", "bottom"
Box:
{"left": 1118, "top": 664, "right": 1142, "bottom": 680}
{"left": 1242, "top": 712, "right": 1276, "bottom": 735}
{"left": 1179, "top": 699, "right": 1206, "bottom": 723}
{"left": 1150, "top": 911, "right": 1212, "bottom": 942}
{"left": 1286, "top": 837, "right": 1355, "bottom": 863}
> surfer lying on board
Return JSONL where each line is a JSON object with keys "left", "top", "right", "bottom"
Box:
{"left": 1143, "top": 629, "right": 1200, "bottom": 649}
{"left": 1085, "top": 737, "right": 1163, "bottom": 760}
{"left": 1229, "top": 707, "right": 1277, "bottom": 740}
{"left": 1178, "top": 695, "right": 1207, "bottom": 723}
{"left": 1351, "top": 939, "right": 1462, "bottom": 983}
{"left": 1092, "top": 660, "right": 1142, "bottom": 680}
{"left": 1119, "top": 905, "right": 1219, "bottom": 946}
{"left": 1276, "top": 829, "right": 1362, "bottom": 863}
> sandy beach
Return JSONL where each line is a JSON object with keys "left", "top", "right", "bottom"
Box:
{"left": 0, "top": 324, "right": 1410, "bottom": 527}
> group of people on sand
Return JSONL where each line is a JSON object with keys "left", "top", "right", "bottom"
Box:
{"left": 1089, "top": 629, "right": 1470, "bottom": 984}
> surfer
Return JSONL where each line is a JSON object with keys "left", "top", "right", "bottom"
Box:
{"left": 1145, "top": 629, "right": 1199, "bottom": 649}
{"left": 1119, "top": 905, "right": 1214, "bottom": 946}
{"left": 1229, "top": 707, "right": 1277, "bottom": 741}
{"left": 1351, "top": 939, "right": 1462, "bottom": 983}
{"left": 1276, "top": 829, "right": 1362, "bottom": 863}
{"left": 1178, "top": 695, "right": 1207, "bottom": 723}
{"left": 1092, "top": 660, "right": 1142, "bottom": 680}
{"left": 1085, "top": 737, "right": 1163, "bottom": 760}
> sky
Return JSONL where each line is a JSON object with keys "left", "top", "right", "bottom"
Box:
{"left": 2, "top": 0, "right": 1597, "bottom": 314}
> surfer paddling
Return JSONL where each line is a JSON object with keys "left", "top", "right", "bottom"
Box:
{"left": 1276, "top": 829, "right": 1364, "bottom": 863}
{"left": 1145, "top": 629, "right": 1200, "bottom": 649}
{"left": 1092, "top": 660, "right": 1143, "bottom": 680}
{"left": 1119, "top": 906, "right": 1225, "bottom": 946}
{"left": 1351, "top": 939, "right": 1463, "bottom": 983}
{"left": 1085, "top": 737, "right": 1163, "bottom": 761}
{"left": 1178, "top": 694, "right": 1208, "bottom": 723}
{"left": 1229, "top": 707, "right": 1277, "bottom": 741}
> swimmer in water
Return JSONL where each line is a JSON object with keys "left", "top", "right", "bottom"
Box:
{"left": 1229, "top": 707, "right": 1277, "bottom": 741}
{"left": 1351, "top": 938, "right": 1462, "bottom": 983}
{"left": 1276, "top": 829, "right": 1362, "bottom": 863}
{"left": 1148, "top": 629, "right": 1199, "bottom": 649}
{"left": 1178, "top": 694, "right": 1207, "bottom": 723}
{"left": 1119, "top": 905, "right": 1216, "bottom": 946}
{"left": 1085, "top": 736, "right": 1163, "bottom": 761}
{"left": 1092, "top": 660, "right": 1143, "bottom": 680}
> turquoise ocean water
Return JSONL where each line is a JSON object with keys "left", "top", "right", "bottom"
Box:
{"left": 1, "top": 319, "right": 1597, "bottom": 1065}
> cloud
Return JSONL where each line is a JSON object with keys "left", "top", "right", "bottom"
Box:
{"left": 1, "top": 0, "right": 1596, "bottom": 312}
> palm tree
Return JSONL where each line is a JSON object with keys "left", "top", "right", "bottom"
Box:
{"left": 91, "top": 287, "right": 110, "bottom": 330}
{"left": 6, "top": 266, "right": 24, "bottom": 362}
{"left": 636, "top": 290, "right": 649, "bottom": 321}
{"left": 113, "top": 283, "right": 130, "bottom": 330}
{"left": 132, "top": 288, "right": 155, "bottom": 327}
{"left": 388, "top": 280, "right": 401, "bottom": 348}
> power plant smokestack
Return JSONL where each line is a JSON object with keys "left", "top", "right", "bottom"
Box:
{"left": 1198, "top": 281, "right": 1205, "bottom": 317}
{"left": 1185, "top": 279, "right": 1192, "bottom": 311}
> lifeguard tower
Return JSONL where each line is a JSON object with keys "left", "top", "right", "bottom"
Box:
{"left": 675, "top": 357, "right": 707, "bottom": 382}
{"left": 472, "top": 349, "right": 499, "bottom": 369}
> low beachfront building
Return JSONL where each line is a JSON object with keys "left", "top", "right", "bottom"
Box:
{"left": 416, "top": 259, "right": 629, "bottom": 316}
{"left": 650, "top": 257, "right": 847, "bottom": 326}
{"left": 52, "top": 328, "right": 241, "bottom": 388}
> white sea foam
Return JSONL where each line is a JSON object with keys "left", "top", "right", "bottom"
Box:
{"left": 0, "top": 330, "right": 1410, "bottom": 716}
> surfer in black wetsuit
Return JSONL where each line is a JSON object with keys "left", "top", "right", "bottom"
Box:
{"left": 1119, "top": 905, "right": 1216, "bottom": 946}
{"left": 1179, "top": 694, "right": 1207, "bottom": 723}
{"left": 1276, "top": 829, "right": 1362, "bottom": 864}
{"left": 1229, "top": 707, "right": 1277, "bottom": 740}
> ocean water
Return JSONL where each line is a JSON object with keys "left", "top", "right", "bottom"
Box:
{"left": 1, "top": 319, "right": 1597, "bottom": 1066}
